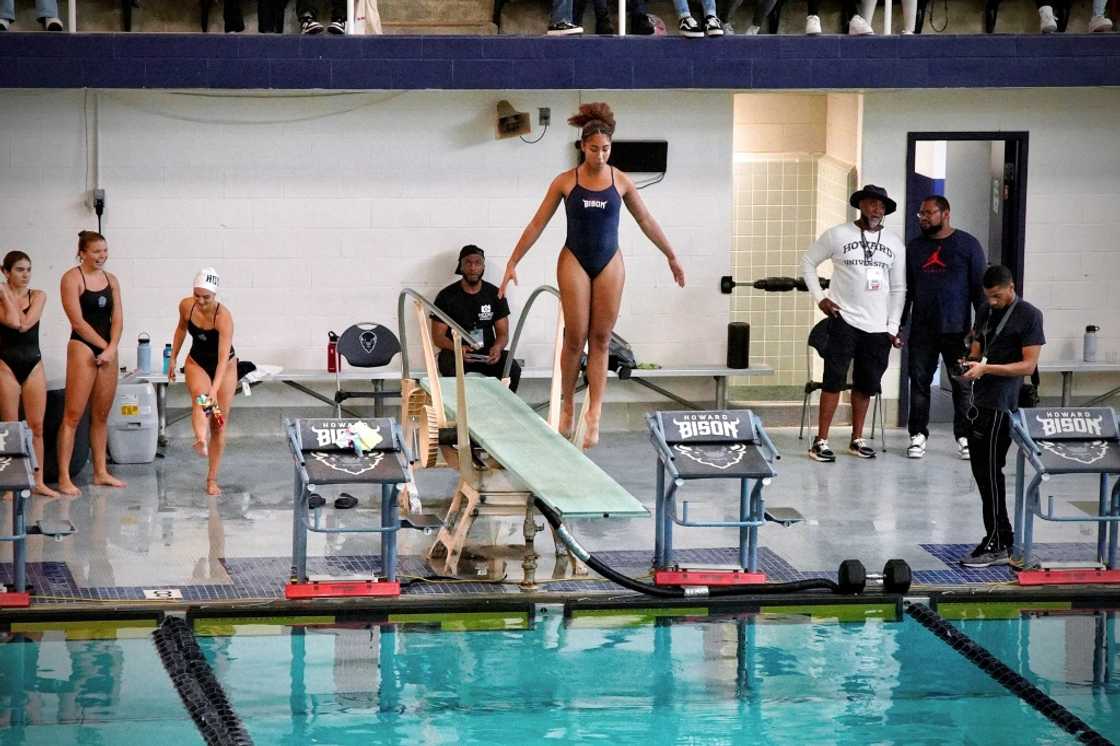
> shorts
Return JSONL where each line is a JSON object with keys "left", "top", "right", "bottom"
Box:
{"left": 821, "top": 315, "right": 892, "bottom": 395}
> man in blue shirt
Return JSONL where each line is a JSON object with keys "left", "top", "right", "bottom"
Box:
{"left": 904, "top": 196, "right": 986, "bottom": 460}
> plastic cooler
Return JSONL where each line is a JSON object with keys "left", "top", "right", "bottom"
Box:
{"left": 108, "top": 382, "right": 158, "bottom": 464}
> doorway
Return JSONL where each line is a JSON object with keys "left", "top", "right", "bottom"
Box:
{"left": 897, "top": 132, "right": 1029, "bottom": 428}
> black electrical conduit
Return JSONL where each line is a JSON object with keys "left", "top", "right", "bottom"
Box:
{"left": 153, "top": 617, "right": 254, "bottom": 746}
{"left": 536, "top": 499, "right": 841, "bottom": 597}
{"left": 905, "top": 602, "right": 1113, "bottom": 746}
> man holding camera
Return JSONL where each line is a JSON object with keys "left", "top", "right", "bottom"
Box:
{"left": 802, "top": 185, "right": 906, "bottom": 462}
{"left": 431, "top": 245, "right": 521, "bottom": 392}
{"left": 904, "top": 196, "right": 986, "bottom": 460}
{"left": 957, "top": 265, "right": 1045, "bottom": 568}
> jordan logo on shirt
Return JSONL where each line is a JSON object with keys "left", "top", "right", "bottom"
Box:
{"left": 583, "top": 199, "right": 608, "bottom": 209}
{"left": 922, "top": 247, "right": 948, "bottom": 271}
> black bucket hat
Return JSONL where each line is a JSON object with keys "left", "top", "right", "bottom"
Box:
{"left": 454, "top": 244, "right": 485, "bottom": 275}
{"left": 849, "top": 184, "right": 897, "bottom": 215}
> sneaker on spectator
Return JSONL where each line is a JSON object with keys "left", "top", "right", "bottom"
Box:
{"left": 327, "top": 19, "right": 345, "bottom": 34}
{"left": 1038, "top": 5, "right": 1058, "bottom": 32}
{"left": 959, "top": 541, "right": 1010, "bottom": 568}
{"left": 809, "top": 437, "right": 835, "bottom": 463}
{"left": 0, "top": 19, "right": 9, "bottom": 31}
{"left": 547, "top": 21, "right": 584, "bottom": 35}
{"left": 805, "top": 14, "right": 822, "bottom": 34}
{"left": 41, "top": 16, "right": 63, "bottom": 30}
{"left": 704, "top": 15, "right": 724, "bottom": 35}
{"left": 849, "top": 438, "right": 876, "bottom": 458}
{"left": 300, "top": 15, "right": 325, "bottom": 34}
{"left": 957, "top": 436, "right": 970, "bottom": 460}
{"left": 678, "top": 15, "right": 704, "bottom": 37}
{"left": 743, "top": 24, "right": 761, "bottom": 34}
{"left": 1088, "top": 14, "right": 1113, "bottom": 31}
{"left": 907, "top": 433, "right": 927, "bottom": 459}
{"left": 848, "top": 14, "right": 874, "bottom": 34}
{"left": 630, "top": 12, "right": 656, "bottom": 34}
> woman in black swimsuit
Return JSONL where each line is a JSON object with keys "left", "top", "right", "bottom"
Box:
{"left": 57, "top": 231, "right": 126, "bottom": 496}
{"left": 501, "top": 102, "right": 685, "bottom": 449}
{"left": 168, "top": 267, "right": 236, "bottom": 496}
{"left": 0, "top": 251, "right": 59, "bottom": 497}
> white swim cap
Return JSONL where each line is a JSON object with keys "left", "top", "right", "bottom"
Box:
{"left": 193, "top": 267, "right": 220, "bottom": 293}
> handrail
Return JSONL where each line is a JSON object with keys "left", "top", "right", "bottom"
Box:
{"left": 397, "top": 288, "right": 484, "bottom": 380}
{"left": 504, "top": 285, "right": 562, "bottom": 380}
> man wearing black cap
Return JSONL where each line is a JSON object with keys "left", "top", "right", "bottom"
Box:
{"left": 801, "top": 185, "right": 907, "bottom": 462}
{"left": 431, "top": 245, "right": 521, "bottom": 391}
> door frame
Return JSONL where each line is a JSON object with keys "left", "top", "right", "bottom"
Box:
{"left": 897, "top": 131, "right": 1030, "bottom": 428}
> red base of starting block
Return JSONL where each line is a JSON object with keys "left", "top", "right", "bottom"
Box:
{"left": 1016, "top": 568, "right": 1120, "bottom": 586}
{"left": 285, "top": 580, "right": 401, "bottom": 599}
{"left": 654, "top": 569, "right": 768, "bottom": 587}
{"left": 0, "top": 591, "right": 31, "bottom": 608}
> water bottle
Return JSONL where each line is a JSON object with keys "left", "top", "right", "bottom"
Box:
{"left": 1084, "top": 325, "right": 1100, "bottom": 362}
{"left": 327, "top": 331, "right": 339, "bottom": 373}
{"left": 162, "top": 343, "right": 173, "bottom": 375}
{"left": 136, "top": 332, "right": 151, "bottom": 374}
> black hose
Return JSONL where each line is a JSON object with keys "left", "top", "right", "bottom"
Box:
{"left": 905, "top": 602, "right": 1113, "bottom": 746}
{"left": 153, "top": 617, "right": 254, "bottom": 746}
{"left": 537, "top": 499, "right": 841, "bottom": 598}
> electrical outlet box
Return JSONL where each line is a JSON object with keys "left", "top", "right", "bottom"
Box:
{"left": 539, "top": 107, "right": 551, "bottom": 127}
{"left": 93, "top": 188, "right": 106, "bottom": 214}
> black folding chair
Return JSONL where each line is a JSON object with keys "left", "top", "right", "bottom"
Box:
{"left": 333, "top": 323, "right": 402, "bottom": 418}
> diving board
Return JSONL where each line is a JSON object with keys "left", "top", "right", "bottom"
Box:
{"left": 422, "top": 376, "right": 646, "bottom": 519}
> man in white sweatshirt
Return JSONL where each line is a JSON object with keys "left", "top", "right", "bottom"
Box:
{"left": 801, "top": 185, "right": 906, "bottom": 462}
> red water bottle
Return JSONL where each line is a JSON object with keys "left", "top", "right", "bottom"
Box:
{"left": 327, "top": 331, "right": 339, "bottom": 372}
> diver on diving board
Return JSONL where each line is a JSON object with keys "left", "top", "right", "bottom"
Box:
{"left": 501, "top": 102, "right": 685, "bottom": 450}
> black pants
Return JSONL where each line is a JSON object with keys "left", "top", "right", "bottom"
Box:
{"left": 297, "top": 0, "right": 347, "bottom": 21}
{"left": 574, "top": 0, "right": 610, "bottom": 21}
{"left": 437, "top": 350, "right": 521, "bottom": 393}
{"left": 907, "top": 331, "right": 969, "bottom": 440}
{"left": 966, "top": 407, "right": 1013, "bottom": 550}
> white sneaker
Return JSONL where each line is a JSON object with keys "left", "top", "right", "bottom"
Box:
{"left": 744, "top": 24, "right": 761, "bottom": 34}
{"left": 1038, "top": 5, "right": 1058, "bottom": 33}
{"left": 805, "top": 14, "right": 822, "bottom": 34}
{"left": 0, "top": 19, "right": 10, "bottom": 31}
{"left": 1089, "top": 14, "right": 1113, "bottom": 32}
{"left": 907, "top": 433, "right": 927, "bottom": 459}
{"left": 957, "top": 436, "right": 970, "bottom": 460}
{"left": 848, "top": 14, "right": 874, "bottom": 35}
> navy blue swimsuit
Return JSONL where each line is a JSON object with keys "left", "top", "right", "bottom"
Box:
{"left": 564, "top": 167, "right": 622, "bottom": 279}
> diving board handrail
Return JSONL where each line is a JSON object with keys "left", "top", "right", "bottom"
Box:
{"left": 397, "top": 288, "right": 485, "bottom": 381}
{"left": 503, "top": 285, "right": 561, "bottom": 379}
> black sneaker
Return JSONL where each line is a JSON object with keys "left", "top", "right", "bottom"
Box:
{"left": 629, "top": 12, "right": 656, "bottom": 35}
{"left": 678, "top": 15, "right": 704, "bottom": 37}
{"left": 704, "top": 15, "right": 724, "bottom": 36}
{"left": 849, "top": 438, "right": 876, "bottom": 459}
{"left": 809, "top": 437, "right": 836, "bottom": 463}
{"left": 547, "top": 21, "right": 584, "bottom": 35}
{"left": 327, "top": 19, "right": 345, "bottom": 34}
{"left": 300, "top": 16, "right": 324, "bottom": 34}
{"left": 0, "top": 19, "right": 9, "bottom": 31}
{"left": 42, "top": 16, "right": 64, "bottom": 31}
{"left": 960, "top": 546, "right": 1010, "bottom": 568}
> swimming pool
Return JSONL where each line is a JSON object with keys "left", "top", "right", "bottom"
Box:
{"left": 2, "top": 603, "right": 1117, "bottom": 745}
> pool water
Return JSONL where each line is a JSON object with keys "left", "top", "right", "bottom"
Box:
{"left": 2, "top": 605, "right": 1117, "bottom": 745}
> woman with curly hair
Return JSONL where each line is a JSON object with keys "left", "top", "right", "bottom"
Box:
{"left": 501, "top": 102, "right": 685, "bottom": 449}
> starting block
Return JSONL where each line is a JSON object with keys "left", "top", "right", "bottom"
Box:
{"left": 0, "top": 422, "right": 76, "bottom": 608}
{"left": 1010, "top": 407, "right": 1120, "bottom": 584}
{"left": 647, "top": 410, "right": 802, "bottom": 586}
{"left": 285, "top": 417, "right": 436, "bottom": 600}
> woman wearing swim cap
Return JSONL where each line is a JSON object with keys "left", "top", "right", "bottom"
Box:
{"left": 57, "top": 231, "right": 126, "bottom": 496}
{"left": 501, "top": 102, "right": 685, "bottom": 449}
{"left": 168, "top": 267, "right": 237, "bottom": 496}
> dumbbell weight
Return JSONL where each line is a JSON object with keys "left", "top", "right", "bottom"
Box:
{"left": 837, "top": 559, "right": 912, "bottom": 595}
